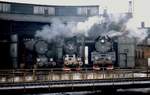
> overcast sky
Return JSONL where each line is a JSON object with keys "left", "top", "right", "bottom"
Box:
{"left": 0, "top": 0, "right": 150, "bottom": 26}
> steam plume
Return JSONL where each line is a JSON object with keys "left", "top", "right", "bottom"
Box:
{"left": 35, "top": 14, "right": 148, "bottom": 43}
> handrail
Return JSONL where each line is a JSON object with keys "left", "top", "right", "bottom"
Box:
{"left": 0, "top": 67, "right": 148, "bottom": 72}
{"left": 0, "top": 68, "right": 149, "bottom": 84}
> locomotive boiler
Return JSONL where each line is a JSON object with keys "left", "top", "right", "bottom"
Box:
{"left": 91, "top": 35, "right": 116, "bottom": 70}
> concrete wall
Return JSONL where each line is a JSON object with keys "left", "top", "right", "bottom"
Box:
{"left": 118, "top": 37, "right": 136, "bottom": 68}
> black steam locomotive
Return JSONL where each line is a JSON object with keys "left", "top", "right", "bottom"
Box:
{"left": 91, "top": 35, "right": 116, "bottom": 70}
{"left": 63, "top": 37, "right": 83, "bottom": 71}
{"left": 23, "top": 39, "right": 57, "bottom": 68}
{"left": 22, "top": 35, "right": 116, "bottom": 70}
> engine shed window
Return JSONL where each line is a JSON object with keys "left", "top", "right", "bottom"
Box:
{"left": 77, "top": 7, "right": 87, "bottom": 16}
{"left": 33, "top": 6, "right": 55, "bottom": 15}
{"left": 77, "top": 7, "right": 98, "bottom": 16}
{"left": 0, "top": 3, "right": 11, "bottom": 12}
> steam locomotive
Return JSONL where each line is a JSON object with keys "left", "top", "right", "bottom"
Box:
{"left": 91, "top": 36, "right": 116, "bottom": 70}
{"left": 22, "top": 35, "right": 116, "bottom": 70}
{"left": 23, "top": 39, "right": 57, "bottom": 68}
{"left": 63, "top": 37, "right": 83, "bottom": 71}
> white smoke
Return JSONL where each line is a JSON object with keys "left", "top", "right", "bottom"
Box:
{"left": 35, "top": 16, "right": 105, "bottom": 41}
{"left": 35, "top": 18, "right": 76, "bottom": 42}
{"left": 74, "top": 16, "right": 104, "bottom": 36}
{"left": 105, "top": 14, "right": 148, "bottom": 43}
{"left": 107, "top": 30, "right": 125, "bottom": 37}
{"left": 126, "top": 18, "right": 148, "bottom": 42}
{"left": 35, "top": 14, "right": 148, "bottom": 43}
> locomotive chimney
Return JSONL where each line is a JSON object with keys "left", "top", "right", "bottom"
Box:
{"left": 141, "top": 21, "right": 145, "bottom": 28}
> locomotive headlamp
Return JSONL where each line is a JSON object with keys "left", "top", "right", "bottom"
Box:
{"left": 108, "top": 57, "right": 111, "bottom": 60}
{"left": 37, "top": 58, "right": 40, "bottom": 62}
{"left": 77, "top": 58, "right": 81, "bottom": 61}
{"left": 95, "top": 56, "right": 98, "bottom": 60}
{"left": 101, "top": 39, "right": 105, "bottom": 43}
{"left": 50, "top": 58, "right": 53, "bottom": 61}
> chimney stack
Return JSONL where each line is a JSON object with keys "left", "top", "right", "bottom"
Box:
{"left": 103, "top": 8, "right": 108, "bottom": 17}
{"left": 128, "top": 0, "right": 133, "bottom": 13}
{"left": 141, "top": 21, "right": 145, "bottom": 28}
